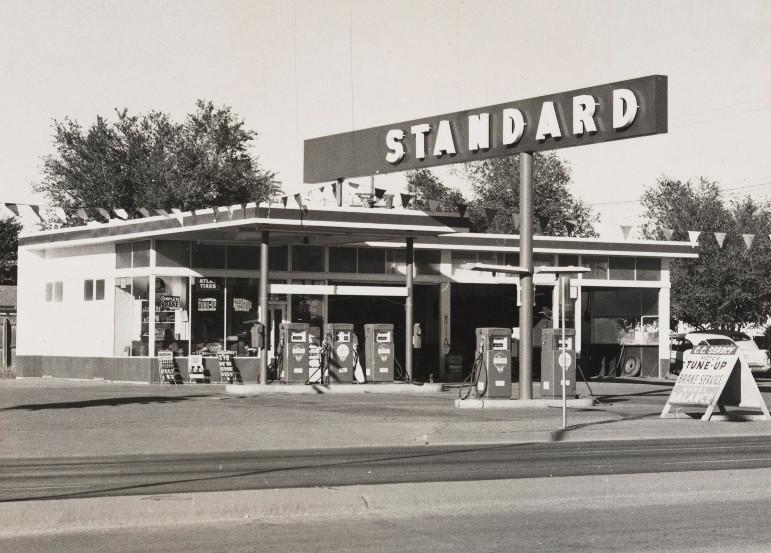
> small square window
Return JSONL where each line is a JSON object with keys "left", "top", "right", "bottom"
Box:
{"left": 45, "top": 282, "right": 53, "bottom": 302}
{"left": 84, "top": 279, "right": 94, "bottom": 301}
{"left": 54, "top": 281, "right": 63, "bottom": 302}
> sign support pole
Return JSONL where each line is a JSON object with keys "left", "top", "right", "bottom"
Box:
{"left": 405, "top": 236, "right": 414, "bottom": 380}
{"left": 259, "top": 230, "right": 270, "bottom": 384}
{"left": 518, "top": 152, "right": 534, "bottom": 400}
{"left": 561, "top": 274, "right": 567, "bottom": 428}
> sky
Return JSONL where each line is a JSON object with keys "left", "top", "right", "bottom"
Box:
{"left": 0, "top": 0, "right": 769, "bottom": 234}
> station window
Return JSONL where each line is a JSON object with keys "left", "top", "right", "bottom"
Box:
{"left": 558, "top": 254, "right": 579, "bottom": 267}
{"left": 357, "top": 248, "right": 385, "bottom": 274}
{"left": 415, "top": 250, "right": 441, "bottom": 276}
{"left": 192, "top": 243, "right": 226, "bottom": 269}
{"left": 635, "top": 257, "right": 661, "bottom": 281}
{"left": 329, "top": 247, "right": 357, "bottom": 273}
{"left": 386, "top": 249, "right": 406, "bottom": 275}
{"left": 227, "top": 245, "right": 260, "bottom": 271}
{"left": 583, "top": 256, "right": 609, "bottom": 279}
{"left": 451, "top": 250, "right": 478, "bottom": 274}
{"left": 292, "top": 245, "right": 324, "bottom": 272}
{"left": 269, "top": 245, "right": 289, "bottom": 271}
{"left": 83, "top": 279, "right": 105, "bottom": 301}
{"left": 156, "top": 240, "right": 191, "bottom": 268}
{"left": 45, "top": 282, "right": 53, "bottom": 302}
{"left": 609, "top": 257, "right": 635, "bottom": 280}
{"left": 115, "top": 241, "right": 150, "bottom": 269}
{"left": 54, "top": 281, "right": 63, "bottom": 302}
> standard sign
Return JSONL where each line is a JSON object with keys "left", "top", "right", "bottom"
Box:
{"left": 661, "top": 344, "right": 770, "bottom": 421}
{"left": 304, "top": 75, "right": 667, "bottom": 182}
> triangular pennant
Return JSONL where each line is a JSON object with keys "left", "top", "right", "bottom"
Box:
{"left": 4, "top": 203, "right": 19, "bottom": 216}
{"left": 136, "top": 207, "right": 151, "bottom": 217}
{"left": 537, "top": 215, "right": 550, "bottom": 234}
{"left": 331, "top": 182, "right": 337, "bottom": 198}
{"left": 75, "top": 208, "right": 89, "bottom": 221}
{"left": 662, "top": 228, "right": 674, "bottom": 240}
{"left": 713, "top": 232, "right": 726, "bottom": 248}
{"left": 485, "top": 207, "right": 498, "bottom": 226}
{"left": 688, "top": 230, "right": 701, "bottom": 246}
{"left": 29, "top": 205, "right": 44, "bottom": 222}
{"left": 456, "top": 202, "right": 467, "bottom": 218}
{"left": 400, "top": 193, "right": 413, "bottom": 208}
{"left": 428, "top": 199, "right": 440, "bottom": 211}
{"left": 154, "top": 208, "right": 169, "bottom": 216}
{"left": 374, "top": 187, "right": 386, "bottom": 200}
{"left": 620, "top": 225, "right": 633, "bottom": 240}
{"left": 170, "top": 208, "right": 182, "bottom": 214}
{"left": 742, "top": 233, "right": 755, "bottom": 249}
{"left": 347, "top": 181, "right": 360, "bottom": 189}
{"left": 294, "top": 193, "right": 303, "bottom": 208}
{"left": 769, "top": 234, "right": 771, "bottom": 243}
{"left": 318, "top": 185, "right": 326, "bottom": 195}
{"left": 95, "top": 207, "right": 111, "bottom": 221}
{"left": 565, "top": 219, "right": 576, "bottom": 236}
{"left": 113, "top": 208, "right": 129, "bottom": 220}
{"left": 281, "top": 196, "right": 288, "bottom": 207}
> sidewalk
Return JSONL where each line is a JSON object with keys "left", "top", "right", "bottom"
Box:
{"left": 1, "top": 376, "right": 769, "bottom": 459}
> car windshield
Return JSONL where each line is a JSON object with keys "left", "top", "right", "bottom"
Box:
{"left": 703, "top": 338, "right": 734, "bottom": 346}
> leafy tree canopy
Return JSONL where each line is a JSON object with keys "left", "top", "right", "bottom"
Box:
{"left": 0, "top": 217, "right": 22, "bottom": 285}
{"left": 35, "top": 100, "right": 280, "bottom": 223}
{"left": 461, "top": 153, "right": 597, "bottom": 236}
{"left": 640, "top": 177, "right": 771, "bottom": 329}
{"left": 406, "top": 169, "right": 468, "bottom": 212}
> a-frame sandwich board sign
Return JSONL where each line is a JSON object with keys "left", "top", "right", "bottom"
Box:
{"left": 661, "top": 344, "right": 770, "bottom": 421}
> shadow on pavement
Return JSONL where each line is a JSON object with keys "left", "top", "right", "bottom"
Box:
{"left": 549, "top": 410, "right": 662, "bottom": 442}
{"left": 0, "top": 395, "right": 209, "bottom": 411}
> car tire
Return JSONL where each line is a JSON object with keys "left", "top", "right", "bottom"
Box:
{"left": 622, "top": 356, "right": 641, "bottom": 377}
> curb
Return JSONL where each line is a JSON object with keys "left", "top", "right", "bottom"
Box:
{"left": 455, "top": 397, "right": 595, "bottom": 409}
{"left": 225, "top": 382, "right": 445, "bottom": 395}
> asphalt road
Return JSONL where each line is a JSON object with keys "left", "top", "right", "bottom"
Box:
{"left": 2, "top": 436, "right": 770, "bottom": 502}
{"left": 3, "top": 469, "right": 769, "bottom": 553}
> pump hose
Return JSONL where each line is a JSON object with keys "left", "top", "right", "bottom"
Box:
{"left": 268, "top": 340, "right": 284, "bottom": 382}
{"left": 576, "top": 359, "right": 613, "bottom": 406}
{"left": 458, "top": 352, "right": 484, "bottom": 400}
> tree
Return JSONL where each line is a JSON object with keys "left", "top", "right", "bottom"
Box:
{"left": 640, "top": 177, "right": 771, "bottom": 329}
{"left": 461, "top": 153, "right": 597, "bottom": 236}
{"left": 36, "top": 100, "right": 280, "bottom": 223}
{"left": 405, "top": 169, "right": 468, "bottom": 212}
{"left": 0, "top": 218, "right": 22, "bottom": 285}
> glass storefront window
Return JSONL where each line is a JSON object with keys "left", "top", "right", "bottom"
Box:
{"left": 154, "top": 276, "right": 189, "bottom": 356}
{"left": 415, "top": 250, "right": 441, "bottom": 276}
{"left": 292, "top": 245, "right": 325, "bottom": 272}
{"left": 609, "top": 257, "right": 635, "bottom": 280}
{"left": 451, "top": 250, "right": 477, "bottom": 274}
{"left": 292, "top": 292, "right": 324, "bottom": 329}
{"left": 192, "top": 243, "right": 226, "bottom": 269}
{"left": 156, "top": 241, "right": 190, "bottom": 268}
{"left": 636, "top": 257, "right": 661, "bottom": 281}
{"left": 113, "top": 276, "right": 149, "bottom": 356}
{"left": 133, "top": 241, "right": 151, "bottom": 267}
{"left": 269, "top": 245, "right": 288, "bottom": 271}
{"left": 227, "top": 245, "right": 260, "bottom": 271}
{"left": 227, "top": 278, "right": 259, "bottom": 356}
{"left": 329, "top": 247, "right": 357, "bottom": 273}
{"left": 558, "top": 254, "right": 579, "bottom": 267}
{"left": 358, "top": 248, "right": 385, "bottom": 274}
{"left": 533, "top": 253, "right": 554, "bottom": 268}
{"left": 191, "top": 276, "right": 225, "bottom": 355}
{"left": 115, "top": 241, "right": 150, "bottom": 268}
{"left": 584, "top": 255, "right": 608, "bottom": 279}
{"left": 386, "top": 249, "right": 406, "bottom": 275}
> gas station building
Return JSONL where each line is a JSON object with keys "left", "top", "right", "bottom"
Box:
{"left": 14, "top": 201, "right": 697, "bottom": 384}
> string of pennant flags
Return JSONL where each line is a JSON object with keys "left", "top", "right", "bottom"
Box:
{"left": 1, "top": 198, "right": 768, "bottom": 249}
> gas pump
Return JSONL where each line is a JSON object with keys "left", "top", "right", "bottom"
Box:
{"left": 279, "top": 322, "right": 310, "bottom": 384}
{"left": 324, "top": 323, "right": 356, "bottom": 383}
{"left": 307, "top": 326, "right": 322, "bottom": 383}
{"left": 474, "top": 327, "right": 513, "bottom": 398}
{"left": 541, "top": 328, "right": 576, "bottom": 399}
{"left": 364, "top": 324, "right": 395, "bottom": 383}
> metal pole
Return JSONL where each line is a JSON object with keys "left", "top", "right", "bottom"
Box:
{"left": 518, "top": 151, "right": 534, "bottom": 400}
{"left": 561, "top": 275, "right": 567, "bottom": 429}
{"left": 405, "top": 236, "right": 414, "bottom": 380}
{"left": 259, "top": 230, "right": 270, "bottom": 384}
